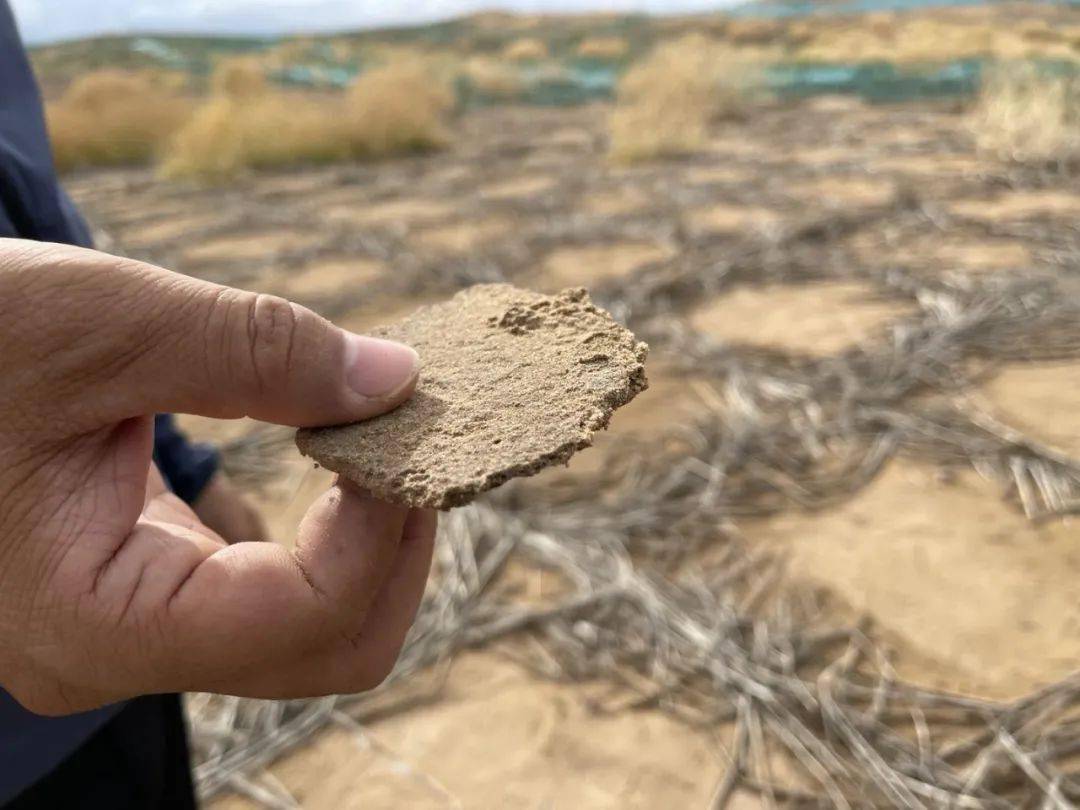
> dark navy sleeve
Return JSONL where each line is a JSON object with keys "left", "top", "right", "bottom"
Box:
{"left": 0, "top": 0, "right": 92, "bottom": 247}
{"left": 153, "top": 414, "right": 221, "bottom": 505}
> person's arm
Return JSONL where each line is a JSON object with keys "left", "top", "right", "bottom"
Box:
{"left": 153, "top": 413, "right": 269, "bottom": 543}
{"left": 0, "top": 3, "right": 267, "bottom": 549}
{"left": 0, "top": 1, "right": 93, "bottom": 247}
{"left": 0, "top": 238, "right": 434, "bottom": 715}
{"left": 153, "top": 414, "right": 220, "bottom": 504}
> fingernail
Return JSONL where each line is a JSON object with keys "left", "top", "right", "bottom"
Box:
{"left": 343, "top": 333, "right": 419, "bottom": 399}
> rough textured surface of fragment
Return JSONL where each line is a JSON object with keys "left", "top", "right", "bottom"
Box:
{"left": 296, "top": 284, "right": 648, "bottom": 509}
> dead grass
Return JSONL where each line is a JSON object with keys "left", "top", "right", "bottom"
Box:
{"left": 343, "top": 61, "right": 454, "bottom": 158}
{"left": 161, "top": 60, "right": 453, "bottom": 182}
{"left": 576, "top": 36, "right": 629, "bottom": 60}
{"left": 724, "top": 18, "right": 784, "bottom": 46}
{"left": 162, "top": 57, "right": 339, "bottom": 181}
{"left": 795, "top": 16, "right": 1079, "bottom": 63}
{"left": 209, "top": 56, "right": 270, "bottom": 99}
{"left": 608, "top": 34, "right": 763, "bottom": 163}
{"left": 502, "top": 37, "right": 548, "bottom": 62}
{"left": 47, "top": 69, "right": 193, "bottom": 172}
{"left": 160, "top": 94, "right": 339, "bottom": 182}
{"left": 463, "top": 56, "right": 522, "bottom": 99}
{"left": 158, "top": 97, "right": 243, "bottom": 182}
{"left": 969, "top": 62, "right": 1080, "bottom": 169}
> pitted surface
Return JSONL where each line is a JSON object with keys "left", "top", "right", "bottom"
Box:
{"left": 296, "top": 284, "right": 648, "bottom": 509}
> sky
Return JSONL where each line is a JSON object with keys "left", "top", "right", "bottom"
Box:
{"left": 11, "top": 0, "right": 736, "bottom": 45}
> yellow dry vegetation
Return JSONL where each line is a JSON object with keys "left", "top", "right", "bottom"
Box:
{"left": 364, "top": 44, "right": 461, "bottom": 74}
{"left": 969, "top": 62, "right": 1080, "bottom": 168}
{"left": 47, "top": 69, "right": 193, "bottom": 172}
{"left": 463, "top": 56, "right": 522, "bottom": 99}
{"left": 262, "top": 37, "right": 319, "bottom": 70}
{"left": 344, "top": 60, "right": 454, "bottom": 157}
{"left": 575, "top": 36, "right": 629, "bottom": 60}
{"left": 608, "top": 34, "right": 764, "bottom": 163}
{"left": 161, "top": 59, "right": 454, "bottom": 182}
{"left": 795, "top": 16, "right": 1080, "bottom": 63}
{"left": 160, "top": 94, "right": 340, "bottom": 181}
{"left": 724, "top": 18, "right": 784, "bottom": 46}
{"left": 502, "top": 37, "right": 549, "bottom": 62}
{"left": 209, "top": 56, "right": 269, "bottom": 99}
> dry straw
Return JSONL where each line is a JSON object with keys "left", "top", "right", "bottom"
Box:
{"left": 793, "top": 15, "right": 1077, "bottom": 64}
{"left": 344, "top": 61, "right": 454, "bottom": 159}
{"left": 47, "top": 69, "right": 193, "bottom": 172}
{"left": 160, "top": 57, "right": 453, "bottom": 182}
{"left": 608, "top": 34, "right": 764, "bottom": 163}
{"left": 194, "top": 186, "right": 1080, "bottom": 807}
{"left": 969, "top": 62, "right": 1080, "bottom": 172}
{"left": 502, "top": 37, "right": 549, "bottom": 62}
{"left": 576, "top": 36, "right": 629, "bottom": 60}
{"left": 462, "top": 56, "right": 523, "bottom": 100}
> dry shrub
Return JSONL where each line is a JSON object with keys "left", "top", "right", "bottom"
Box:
{"left": 576, "top": 36, "right": 629, "bottom": 60}
{"left": 724, "top": 18, "right": 783, "bottom": 46}
{"left": 1018, "top": 19, "right": 1062, "bottom": 45}
{"left": 329, "top": 39, "right": 358, "bottom": 63}
{"left": 502, "top": 37, "right": 548, "bottom": 62}
{"left": 463, "top": 56, "right": 522, "bottom": 100}
{"left": 609, "top": 34, "right": 762, "bottom": 163}
{"left": 796, "top": 17, "right": 1077, "bottom": 63}
{"left": 265, "top": 38, "right": 318, "bottom": 70}
{"left": 161, "top": 59, "right": 316, "bottom": 182}
{"left": 364, "top": 43, "right": 458, "bottom": 70}
{"left": 47, "top": 69, "right": 193, "bottom": 172}
{"left": 881, "top": 18, "right": 994, "bottom": 61}
{"left": 342, "top": 61, "right": 453, "bottom": 158}
{"left": 969, "top": 62, "right": 1080, "bottom": 169}
{"left": 865, "top": 11, "right": 899, "bottom": 39}
{"left": 161, "top": 93, "right": 354, "bottom": 182}
{"left": 159, "top": 97, "right": 246, "bottom": 181}
{"left": 210, "top": 57, "right": 269, "bottom": 100}
{"left": 785, "top": 19, "right": 817, "bottom": 48}
{"left": 161, "top": 59, "right": 452, "bottom": 182}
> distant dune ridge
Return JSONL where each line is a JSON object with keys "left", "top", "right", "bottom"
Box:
{"left": 34, "top": 2, "right": 1078, "bottom": 175}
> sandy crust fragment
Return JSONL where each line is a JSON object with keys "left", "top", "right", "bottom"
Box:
{"left": 296, "top": 284, "right": 648, "bottom": 509}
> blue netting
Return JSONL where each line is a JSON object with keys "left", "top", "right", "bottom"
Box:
{"left": 456, "top": 57, "right": 1078, "bottom": 108}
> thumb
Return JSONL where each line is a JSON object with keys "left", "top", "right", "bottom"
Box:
{"left": 1, "top": 238, "right": 418, "bottom": 429}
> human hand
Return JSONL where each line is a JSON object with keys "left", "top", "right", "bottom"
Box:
{"left": 192, "top": 472, "right": 268, "bottom": 544}
{"left": 0, "top": 238, "right": 437, "bottom": 715}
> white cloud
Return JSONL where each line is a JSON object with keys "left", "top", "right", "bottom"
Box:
{"left": 9, "top": 0, "right": 43, "bottom": 27}
{"left": 10, "top": 0, "right": 737, "bottom": 45}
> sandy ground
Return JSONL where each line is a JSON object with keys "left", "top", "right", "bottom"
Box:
{"left": 212, "top": 654, "right": 729, "bottom": 810}
{"left": 979, "top": 362, "right": 1080, "bottom": 458}
{"left": 68, "top": 98, "right": 1080, "bottom": 808}
{"left": 689, "top": 281, "right": 915, "bottom": 357}
{"left": 751, "top": 459, "right": 1080, "bottom": 701}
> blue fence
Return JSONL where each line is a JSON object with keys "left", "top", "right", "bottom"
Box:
{"left": 456, "top": 57, "right": 1077, "bottom": 107}
{"left": 766, "top": 59, "right": 984, "bottom": 103}
{"left": 126, "top": 26, "right": 1079, "bottom": 108}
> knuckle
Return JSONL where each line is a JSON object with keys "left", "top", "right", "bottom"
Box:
{"left": 244, "top": 293, "right": 302, "bottom": 391}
